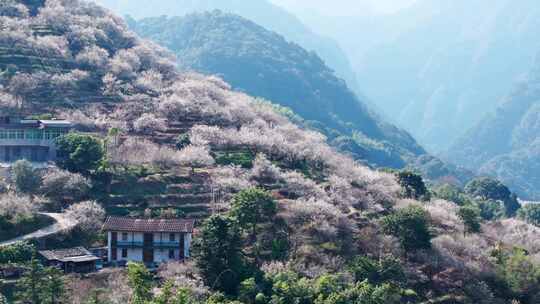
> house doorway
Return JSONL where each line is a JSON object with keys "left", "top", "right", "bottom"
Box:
{"left": 143, "top": 233, "right": 154, "bottom": 263}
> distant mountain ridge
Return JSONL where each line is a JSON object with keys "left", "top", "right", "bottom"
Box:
{"left": 127, "top": 11, "right": 426, "bottom": 168}
{"left": 290, "top": 0, "right": 540, "bottom": 152}
{"left": 3, "top": 2, "right": 539, "bottom": 303}
{"left": 447, "top": 56, "right": 540, "bottom": 199}
{"left": 94, "top": 0, "right": 365, "bottom": 103}
{"left": 127, "top": 11, "right": 476, "bottom": 186}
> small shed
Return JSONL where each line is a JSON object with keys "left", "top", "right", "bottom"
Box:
{"left": 39, "top": 247, "right": 100, "bottom": 273}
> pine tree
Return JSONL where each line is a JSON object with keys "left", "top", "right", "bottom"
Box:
{"left": 17, "top": 256, "right": 45, "bottom": 304}
{"left": 42, "top": 267, "right": 65, "bottom": 304}
{"left": 127, "top": 262, "right": 154, "bottom": 304}
{"left": 194, "top": 215, "right": 246, "bottom": 295}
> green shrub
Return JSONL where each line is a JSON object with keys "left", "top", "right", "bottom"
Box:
{"left": 55, "top": 133, "right": 104, "bottom": 175}
{"left": 215, "top": 151, "right": 255, "bottom": 169}
{"left": 194, "top": 215, "right": 247, "bottom": 295}
{"left": 127, "top": 262, "right": 154, "bottom": 304}
{"left": 465, "top": 177, "right": 520, "bottom": 217}
{"left": 496, "top": 249, "right": 540, "bottom": 302}
{"left": 518, "top": 204, "right": 540, "bottom": 226}
{"left": 230, "top": 188, "right": 277, "bottom": 234}
{"left": 381, "top": 206, "right": 432, "bottom": 251}
{"left": 396, "top": 171, "right": 429, "bottom": 200}
{"left": 348, "top": 255, "right": 406, "bottom": 286}
{"left": 477, "top": 200, "right": 505, "bottom": 221}
{"left": 0, "top": 242, "right": 35, "bottom": 264}
{"left": 432, "top": 184, "right": 468, "bottom": 205}
{"left": 458, "top": 205, "right": 482, "bottom": 234}
{"left": 12, "top": 160, "right": 42, "bottom": 195}
{"left": 239, "top": 278, "right": 259, "bottom": 304}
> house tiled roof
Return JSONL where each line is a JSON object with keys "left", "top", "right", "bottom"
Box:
{"left": 39, "top": 247, "right": 98, "bottom": 262}
{"left": 103, "top": 217, "right": 195, "bottom": 233}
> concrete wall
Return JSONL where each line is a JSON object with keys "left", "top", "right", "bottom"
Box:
{"left": 154, "top": 248, "right": 181, "bottom": 263}
{"left": 0, "top": 139, "right": 55, "bottom": 147}
{"left": 113, "top": 248, "right": 143, "bottom": 262}
{"left": 184, "top": 233, "right": 192, "bottom": 258}
{"left": 0, "top": 167, "right": 9, "bottom": 179}
{"left": 0, "top": 146, "right": 50, "bottom": 162}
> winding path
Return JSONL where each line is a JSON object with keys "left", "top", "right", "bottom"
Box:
{"left": 0, "top": 213, "right": 77, "bottom": 247}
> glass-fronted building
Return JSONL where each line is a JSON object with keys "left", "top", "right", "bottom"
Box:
{"left": 0, "top": 116, "right": 72, "bottom": 163}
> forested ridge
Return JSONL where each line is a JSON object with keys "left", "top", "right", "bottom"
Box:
{"left": 95, "top": 0, "right": 364, "bottom": 102}
{"left": 126, "top": 11, "right": 424, "bottom": 169}
{"left": 127, "top": 12, "right": 472, "bottom": 186}
{"left": 447, "top": 58, "right": 540, "bottom": 200}
{"left": 0, "top": 1, "right": 538, "bottom": 303}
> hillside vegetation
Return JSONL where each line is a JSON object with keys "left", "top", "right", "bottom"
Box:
{"left": 126, "top": 12, "right": 425, "bottom": 169}
{"left": 447, "top": 58, "right": 540, "bottom": 200}
{"left": 95, "top": 0, "right": 364, "bottom": 101}
{"left": 126, "top": 12, "right": 474, "bottom": 185}
{"left": 0, "top": 0, "right": 539, "bottom": 303}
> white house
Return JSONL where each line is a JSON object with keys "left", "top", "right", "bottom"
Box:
{"left": 103, "top": 217, "right": 195, "bottom": 265}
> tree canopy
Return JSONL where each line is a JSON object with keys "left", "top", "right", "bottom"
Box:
{"left": 55, "top": 133, "right": 104, "bottom": 175}
{"left": 518, "top": 204, "right": 540, "bottom": 227}
{"left": 381, "top": 206, "right": 432, "bottom": 252}
{"left": 12, "top": 160, "right": 42, "bottom": 195}
{"left": 465, "top": 177, "right": 521, "bottom": 216}
{"left": 194, "top": 215, "right": 247, "bottom": 295}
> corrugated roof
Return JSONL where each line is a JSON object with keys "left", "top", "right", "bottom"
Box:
{"left": 61, "top": 255, "right": 100, "bottom": 263}
{"left": 39, "top": 247, "right": 94, "bottom": 261}
{"left": 38, "top": 120, "right": 72, "bottom": 128}
{"left": 103, "top": 217, "right": 195, "bottom": 233}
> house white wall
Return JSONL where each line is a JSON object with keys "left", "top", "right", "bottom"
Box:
{"left": 184, "top": 233, "right": 192, "bottom": 258}
{"left": 118, "top": 231, "right": 143, "bottom": 242}
{"left": 107, "top": 231, "right": 192, "bottom": 264}
{"left": 154, "top": 248, "right": 181, "bottom": 263}
{"left": 112, "top": 247, "right": 143, "bottom": 262}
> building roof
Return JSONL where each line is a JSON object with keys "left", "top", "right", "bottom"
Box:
{"left": 38, "top": 120, "right": 73, "bottom": 128}
{"left": 103, "top": 217, "right": 195, "bottom": 233}
{"left": 0, "top": 117, "right": 72, "bottom": 129}
{"left": 39, "top": 247, "right": 99, "bottom": 263}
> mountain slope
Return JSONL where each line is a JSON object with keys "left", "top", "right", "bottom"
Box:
{"left": 126, "top": 12, "right": 426, "bottom": 168}
{"left": 94, "top": 0, "right": 364, "bottom": 102}
{"left": 1, "top": 1, "right": 539, "bottom": 303}
{"left": 447, "top": 58, "right": 540, "bottom": 199}
{"left": 292, "top": 0, "right": 540, "bottom": 152}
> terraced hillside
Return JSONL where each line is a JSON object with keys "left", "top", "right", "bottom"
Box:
{"left": 128, "top": 12, "right": 425, "bottom": 170}
{"left": 106, "top": 167, "right": 213, "bottom": 219}
{"left": 1, "top": 1, "right": 540, "bottom": 303}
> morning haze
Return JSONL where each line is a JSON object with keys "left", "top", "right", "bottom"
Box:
{"left": 0, "top": 1, "right": 539, "bottom": 303}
